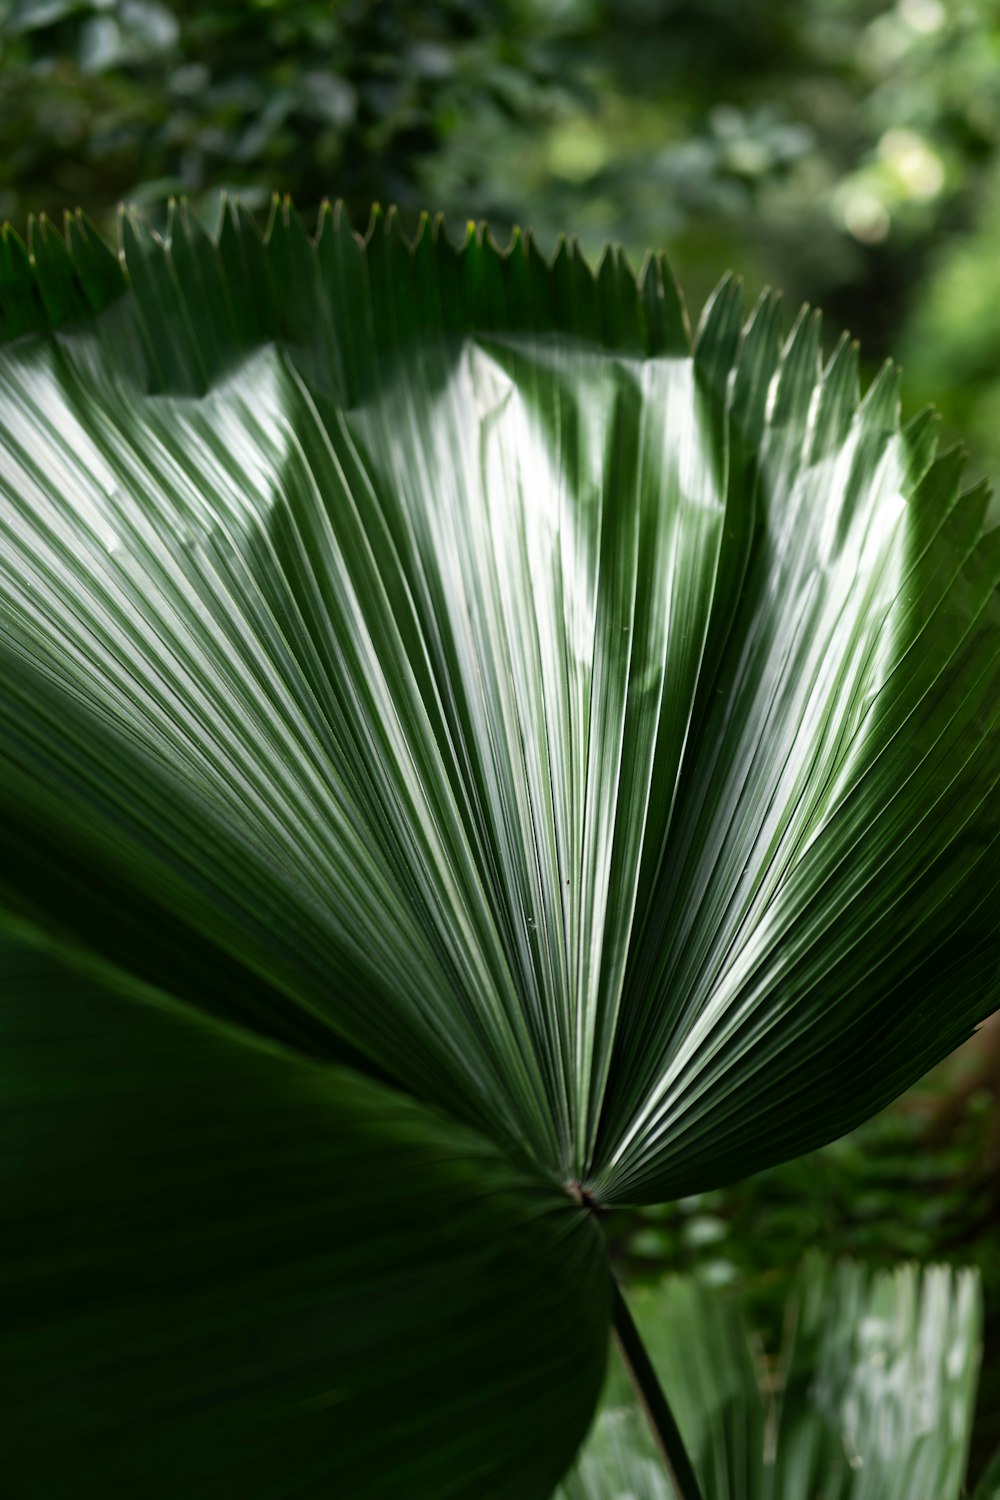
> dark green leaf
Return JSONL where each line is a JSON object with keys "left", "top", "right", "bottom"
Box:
{"left": 973, "top": 1442, "right": 1000, "bottom": 1500}
{"left": 0, "top": 925, "right": 609, "bottom": 1499}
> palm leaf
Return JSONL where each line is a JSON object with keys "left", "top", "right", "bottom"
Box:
{"left": 772, "top": 1258, "right": 982, "bottom": 1500}
{"left": 559, "top": 1259, "right": 982, "bottom": 1500}
{"left": 0, "top": 922, "right": 609, "bottom": 1497}
{"left": 2, "top": 200, "right": 1000, "bottom": 1489}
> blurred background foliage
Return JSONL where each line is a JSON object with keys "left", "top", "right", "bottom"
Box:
{"left": 6, "top": 0, "right": 1000, "bottom": 473}
{"left": 2, "top": 0, "right": 1000, "bottom": 1484}
{"left": 605, "top": 1019, "right": 1000, "bottom": 1481}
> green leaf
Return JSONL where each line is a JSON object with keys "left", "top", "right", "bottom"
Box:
{"left": 0, "top": 924, "right": 609, "bottom": 1498}
{"left": 559, "top": 1260, "right": 982, "bottom": 1500}
{"left": 773, "top": 1259, "right": 982, "bottom": 1500}
{"left": 2, "top": 202, "right": 998, "bottom": 1204}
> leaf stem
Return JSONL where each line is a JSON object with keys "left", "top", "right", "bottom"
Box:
{"left": 610, "top": 1276, "right": 704, "bottom": 1500}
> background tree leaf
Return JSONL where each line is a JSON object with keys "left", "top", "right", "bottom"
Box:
{"left": 773, "top": 1259, "right": 982, "bottom": 1500}
{"left": 558, "top": 1259, "right": 982, "bottom": 1500}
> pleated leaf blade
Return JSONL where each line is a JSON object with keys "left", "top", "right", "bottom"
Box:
{"left": 2, "top": 202, "right": 998, "bottom": 1204}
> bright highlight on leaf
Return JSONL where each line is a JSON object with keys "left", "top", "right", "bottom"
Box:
{"left": 1, "top": 199, "right": 999, "bottom": 1493}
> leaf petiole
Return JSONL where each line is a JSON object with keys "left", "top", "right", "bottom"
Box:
{"left": 610, "top": 1276, "right": 705, "bottom": 1500}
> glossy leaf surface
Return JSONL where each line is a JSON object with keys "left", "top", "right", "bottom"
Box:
{"left": 2, "top": 203, "right": 998, "bottom": 1203}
